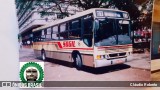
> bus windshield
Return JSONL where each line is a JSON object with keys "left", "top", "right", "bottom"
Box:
{"left": 94, "top": 18, "right": 132, "bottom": 46}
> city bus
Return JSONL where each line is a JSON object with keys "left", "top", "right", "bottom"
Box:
{"left": 32, "top": 8, "right": 132, "bottom": 69}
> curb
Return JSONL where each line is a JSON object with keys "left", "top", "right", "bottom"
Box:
{"left": 151, "top": 69, "right": 160, "bottom": 73}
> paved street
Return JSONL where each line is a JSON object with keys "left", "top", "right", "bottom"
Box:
{"left": 20, "top": 48, "right": 150, "bottom": 81}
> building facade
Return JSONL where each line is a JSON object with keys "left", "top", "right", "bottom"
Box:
{"left": 16, "top": 0, "right": 82, "bottom": 48}
{"left": 151, "top": 0, "right": 160, "bottom": 59}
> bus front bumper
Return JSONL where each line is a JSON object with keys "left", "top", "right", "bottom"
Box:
{"left": 95, "top": 57, "right": 127, "bottom": 68}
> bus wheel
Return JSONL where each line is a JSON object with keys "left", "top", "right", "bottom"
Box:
{"left": 74, "top": 53, "right": 83, "bottom": 70}
{"left": 41, "top": 50, "right": 46, "bottom": 61}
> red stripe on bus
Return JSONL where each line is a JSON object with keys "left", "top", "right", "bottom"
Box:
{"left": 53, "top": 42, "right": 93, "bottom": 50}
{"left": 127, "top": 44, "right": 132, "bottom": 46}
{"left": 97, "top": 44, "right": 132, "bottom": 49}
{"left": 53, "top": 42, "right": 63, "bottom": 48}
{"left": 33, "top": 42, "right": 93, "bottom": 50}
{"left": 61, "top": 48, "right": 93, "bottom": 50}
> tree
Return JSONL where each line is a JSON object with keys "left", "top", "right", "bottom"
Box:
{"left": 111, "top": 0, "right": 140, "bottom": 21}
{"left": 16, "top": 0, "right": 71, "bottom": 17}
{"left": 71, "top": 0, "right": 140, "bottom": 21}
{"left": 138, "top": 0, "right": 153, "bottom": 29}
{"left": 70, "top": 0, "right": 110, "bottom": 10}
{"left": 16, "top": 0, "right": 152, "bottom": 27}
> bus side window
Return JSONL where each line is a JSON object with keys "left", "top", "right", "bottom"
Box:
{"left": 59, "top": 23, "right": 68, "bottom": 39}
{"left": 68, "top": 30, "right": 81, "bottom": 39}
{"left": 52, "top": 26, "right": 59, "bottom": 40}
{"left": 46, "top": 27, "right": 52, "bottom": 40}
{"left": 37, "top": 31, "right": 41, "bottom": 42}
{"left": 41, "top": 29, "right": 46, "bottom": 41}
{"left": 68, "top": 19, "right": 81, "bottom": 39}
{"left": 70, "top": 19, "right": 81, "bottom": 30}
{"left": 83, "top": 15, "right": 93, "bottom": 47}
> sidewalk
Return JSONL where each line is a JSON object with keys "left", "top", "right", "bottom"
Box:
{"left": 151, "top": 59, "right": 160, "bottom": 73}
{"left": 125, "top": 53, "right": 150, "bottom": 71}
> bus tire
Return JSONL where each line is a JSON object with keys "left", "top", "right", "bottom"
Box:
{"left": 73, "top": 53, "right": 83, "bottom": 70}
{"left": 41, "top": 50, "right": 46, "bottom": 61}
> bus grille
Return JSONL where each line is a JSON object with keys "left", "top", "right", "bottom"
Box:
{"left": 119, "top": 52, "right": 126, "bottom": 56}
{"left": 109, "top": 53, "right": 118, "bottom": 57}
{"left": 109, "top": 53, "right": 126, "bottom": 57}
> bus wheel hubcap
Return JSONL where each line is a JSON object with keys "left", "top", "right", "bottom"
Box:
{"left": 42, "top": 53, "right": 45, "bottom": 60}
{"left": 76, "top": 55, "right": 80, "bottom": 66}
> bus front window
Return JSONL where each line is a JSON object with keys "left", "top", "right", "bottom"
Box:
{"left": 116, "top": 20, "right": 132, "bottom": 45}
{"left": 94, "top": 19, "right": 131, "bottom": 46}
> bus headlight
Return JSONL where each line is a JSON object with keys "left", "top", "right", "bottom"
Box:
{"left": 123, "top": 13, "right": 129, "bottom": 19}
{"left": 97, "top": 55, "right": 104, "bottom": 59}
{"left": 97, "top": 55, "right": 107, "bottom": 59}
{"left": 97, "top": 55, "right": 101, "bottom": 60}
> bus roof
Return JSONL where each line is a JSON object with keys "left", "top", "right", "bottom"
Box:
{"left": 33, "top": 8, "right": 129, "bottom": 32}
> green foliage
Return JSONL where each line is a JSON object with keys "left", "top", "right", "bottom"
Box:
{"left": 16, "top": 0, "right": 69, "bottom": 17}
{"left": 111, "top": 0, "right": 140, "bottom": 20}
{"left": 15, "top": 0, "right": 152, "bottom": 29}
{"left": 71, "top": 0, "right": 110, "bottom": 9}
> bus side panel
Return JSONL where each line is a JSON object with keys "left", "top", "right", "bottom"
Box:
{"left": 47, "top": 51, "right": 72, "bottom": 62}
{"left": 34, "top": 49, "right": 41, "bottom": 58}
{"left": 45, "top": 51, "right": 52, "bottom": 58}
{"left": 82, "top": 54, "right": 94, "bottom": 67}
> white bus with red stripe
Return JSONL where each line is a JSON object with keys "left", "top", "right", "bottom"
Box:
{"left": 32, "top": 8, "right": 132, "bottom": 69}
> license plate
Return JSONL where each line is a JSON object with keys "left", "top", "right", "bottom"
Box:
{"left": 116, "top": 60, "right": 123, "bottom": 64}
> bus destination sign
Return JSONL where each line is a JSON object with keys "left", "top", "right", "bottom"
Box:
{"left": 96, "top": 10, "right": 129, "bottom": 19}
